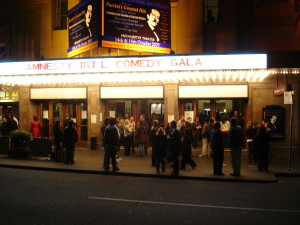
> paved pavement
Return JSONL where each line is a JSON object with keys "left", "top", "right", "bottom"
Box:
{"left": 1, "top": 146, "right": 299, "bottom": 183}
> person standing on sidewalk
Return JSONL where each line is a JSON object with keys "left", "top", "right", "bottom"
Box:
{"left": 229, "top": 117, "right": 244, "bottom": 177}
{"left": 53, "top": 120, "right": 63, "bottom": 162}
{"left": 30, "top": 116, "right": 42, "bottom": 138}
{"left": 103, "top": 118, "right": 120, "bottom": 172}
{"left": 63, "top": 120, "right": 78, "bottom": 165}
{"left": 180, "top": 119, "right": 197, "bottom": 170}
{"left": 150, "top": 120, "right": 159, "bottom": 166}
{"left": 168, "top": 120, "right": 182, "bottom": 176}
{"left": 252, "top": 125, "right": 270, "bottom": 172}
{"left": 154, "top": 126, "right": 167, "bottom": 174}
{"left": 123, "top": 119, "right": 133, "bottom": 156}
{"left": 210, "top": 121, "right": 224, "bottom": 175}
{"left": 101, "top": 117, "right": 110, "bottom": 169}
{"left": 245, "top": 121, "right": 256, "bottom": 163}
{"left": 220, "top": 114, "right": 230, "bottom": 148}
{"left": 199, "top": 118, "right": 210, "bottom": 157}
{"left": 135, "top": 119, "right": 147, "bottom": 157}
{"left": 129, "top": 116, "right": 136, "bottom": 154}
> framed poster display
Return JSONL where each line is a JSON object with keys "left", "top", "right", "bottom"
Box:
{"left": 262, "top": 106, "right": 285, "bottom": 139}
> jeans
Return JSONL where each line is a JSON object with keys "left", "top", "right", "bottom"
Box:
{"left": 139, "top": 144, "right": 145, "bottom": 157}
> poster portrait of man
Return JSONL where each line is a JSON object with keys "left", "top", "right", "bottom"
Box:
{"left": 144, "top": 8, "right": 161, "bottom": 42}
{"left": 263, "top": 107, "right": 285, "bottom": 139}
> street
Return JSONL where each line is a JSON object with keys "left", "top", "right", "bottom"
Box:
{"left": 0, "top": 167, "right": 299, "bottom": 225}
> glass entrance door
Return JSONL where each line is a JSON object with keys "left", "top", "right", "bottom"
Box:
{"left": 40, "top": 101, "right": 88, "bottom": 144}
{"left": 104, "top": 99, "right": 164, "bottom": 124}
{"left": 180, "top": 99, "right": 245, "bottom": 127}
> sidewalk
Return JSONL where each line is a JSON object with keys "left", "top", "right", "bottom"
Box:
{"left": 1, "top": 147, "right": 299, "bottom": 182}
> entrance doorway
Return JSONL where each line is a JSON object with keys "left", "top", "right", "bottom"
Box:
{"left": 179, "top": 99, "right": 246, "bottom": 127}
{"left": 103, "top": 99, "right": 164, "bottom": 124}
{"left": 38, "top": 101, "right": 88, "bottom": 145}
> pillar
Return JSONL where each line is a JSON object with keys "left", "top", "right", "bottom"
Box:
{"left": 164, "top": 82, "right": 179, "bottom": 123}
{"left": 88, "top": 85, "right": 101, "bottom": 147}
{"left": 18, "top": 86, "right": 35, "bottom": 131}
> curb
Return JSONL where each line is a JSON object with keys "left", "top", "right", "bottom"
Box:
{"left": 0, "top": 163, "right": 278, "bottom": 183}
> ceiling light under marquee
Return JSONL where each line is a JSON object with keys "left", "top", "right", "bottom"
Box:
{"left": 0, "top": 69, "right": 299, "bottom": 86}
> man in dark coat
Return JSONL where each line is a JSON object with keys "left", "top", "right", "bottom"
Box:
{"left": 103, "top": 118, "right": 120, "bottom": 172}
{"left": 229, "top": 117, "right": 243, "bottom": 176}
{"left": 210, "top": 121, "right": 224, "bottom": 175}
{"left": 180, "top": 120, "right": 196, "bottom": 170}
{"left": 167, "top": 120, "right": 181, "bottom": 176}
{"left": 63, "top": 120, "right": 78, "bottom": 164}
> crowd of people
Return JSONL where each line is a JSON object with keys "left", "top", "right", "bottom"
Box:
{"left": 101, "top": 111, "right": 271, "bottom": 177}
{"left": 0, "top": 113, "right": 78, "bottom": 165}
{"left": 1, "top": 110, "right": 271, "bottom": 176}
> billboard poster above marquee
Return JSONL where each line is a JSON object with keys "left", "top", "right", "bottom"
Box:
{"left": 68, "top": 0, "right": 99, "bottom": 58}
{"left": 0, "top": 54, "right": 267, "bottom": 75}
{"left": 101, "top": 0, "right": 171, "bottom": 54}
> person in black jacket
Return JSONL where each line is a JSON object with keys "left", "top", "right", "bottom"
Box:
{"left": 229, "top": 118, "right": 244, "bottom": 177}
{"left": 63, "top": 120, "right": 78, "bottom": 165}
{"left": 53, "top": 120, "right": 63, "bottom": 162}
{"left": 245, "top": 121, "right": 256, "bottom": 163}
{"left": 252, "top": 125, "right": 270, "bottom": 172}
{"left": 180, "top": 120, "right": 196, "bottom": 170}
{"left": 210, "top": 122, "right": 224, "bottom": 175}
{"left": 167, "top": 120, "right": 181, "bottom": 176}
{"left": 150, "top": 120, "right": 159, "bottom": 166}
{"left": 154, "top": 126, "right": 167, "bottom": 174}
{"left": 103, "top": 118, "right": 120, "bottom": 172}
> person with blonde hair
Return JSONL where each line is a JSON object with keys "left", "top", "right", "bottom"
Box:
{"left": 123, "top": 119, "right": 133, "bottom": 156}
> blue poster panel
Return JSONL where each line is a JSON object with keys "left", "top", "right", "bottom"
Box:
{"left": 101, "top": 0, "right": 171, "bottom": 54}
{"left": 68, "top": 0, "right": 99, "bottom": 57}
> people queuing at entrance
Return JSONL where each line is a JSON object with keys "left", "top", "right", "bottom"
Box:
{"left": 1, "top": 109, "right": 274, "bottom": 177}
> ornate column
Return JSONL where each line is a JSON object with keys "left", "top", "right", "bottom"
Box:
{"left": 164, "top": 82, "right": 179, "bottom": 123}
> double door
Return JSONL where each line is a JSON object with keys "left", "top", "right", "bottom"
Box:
{"left": 38, "top": 102, "right": 88, "bottom": 145}
{"left": 104, "top": 99, "right": 164, "bottom": 124}
{"left": 179, "top": 99, "right": 246, "bottom": 127}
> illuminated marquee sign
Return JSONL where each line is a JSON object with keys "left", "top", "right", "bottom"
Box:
{"left": 0, "top": 54, "right": 267, "bottom": 75}
{"left": 101, "top": 0, "right": 171, "bottom": 54}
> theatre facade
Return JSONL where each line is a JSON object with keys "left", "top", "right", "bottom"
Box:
{"left": 0, "top": 53, "right": 299, "bottom": 151}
